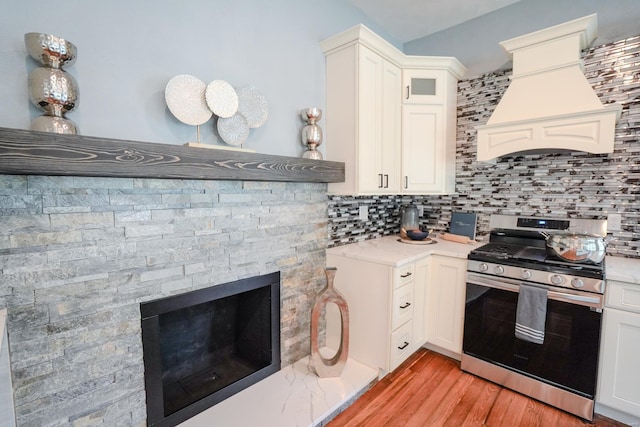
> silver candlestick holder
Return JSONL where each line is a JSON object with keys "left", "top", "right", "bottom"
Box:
{"left": 25, "top": 32, "right": 79, "bottom": 134}
{"left": 301, "top": 107, "right": 323, "bottom": 160}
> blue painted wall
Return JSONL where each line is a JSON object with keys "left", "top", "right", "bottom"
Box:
{"left": 0, "top": 0, "right": 398, "bottom": 157}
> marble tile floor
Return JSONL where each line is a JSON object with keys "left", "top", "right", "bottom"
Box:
{"left": 180, "top": 356, "right": 378, "bottom": 427}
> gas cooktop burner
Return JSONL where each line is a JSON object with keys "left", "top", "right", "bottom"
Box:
{"left": 472, "top": 242, "right": 548, "bottom": 262}
{"left": 470, "top": 243, "right": 603, "bottom": 273}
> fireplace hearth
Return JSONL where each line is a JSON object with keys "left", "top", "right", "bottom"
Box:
{"left": 141, "top": 272, "right": 281, "bottom": 427}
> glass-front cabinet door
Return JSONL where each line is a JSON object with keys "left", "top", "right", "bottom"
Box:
{"left": 402, "top": 69, "right": 446, "bottom": 104}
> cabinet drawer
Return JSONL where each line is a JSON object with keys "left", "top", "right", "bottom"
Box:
{"left": 607, "top": 281, "right": 640, "bottom": 314}
{"left": 394, "top": 263, "right": 415, "bottom": 288}
{"left": 390, "top": 320, "right": 413, "bottom": 370}
{"left": 392, "top": 283, "right": 414, "bottom": 329}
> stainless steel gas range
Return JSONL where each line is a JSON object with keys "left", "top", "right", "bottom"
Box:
{"left": 461, "top": 214, "right": 607, "bottom": 421}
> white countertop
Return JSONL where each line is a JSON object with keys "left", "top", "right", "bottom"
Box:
{"left": 328, "top": 238, "right": 640, "bottom": 286}
{"left": 606, "top": 256, "right": 640, "bottom": 285}
{"left": 327, "top": 235, "right": 481, "bottom": 266}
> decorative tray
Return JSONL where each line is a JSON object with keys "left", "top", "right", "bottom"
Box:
{"left": 397, "top": 237, "right": 437, "bottom": 245}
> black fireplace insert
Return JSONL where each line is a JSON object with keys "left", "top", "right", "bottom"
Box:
{"left": 141, "top": 272, "right": 281, "bottom": 427}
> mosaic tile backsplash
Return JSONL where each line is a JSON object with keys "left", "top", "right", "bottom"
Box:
{"left": 328, "top": 34, "right": 640, "bottom": 258}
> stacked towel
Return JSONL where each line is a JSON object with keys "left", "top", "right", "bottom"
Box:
{"left": 515, "top": 284, "right": 548, "bottom": 344}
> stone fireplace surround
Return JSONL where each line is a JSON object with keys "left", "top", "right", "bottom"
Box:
{"left": 0, "top": 171, "right": 337, "bottom": 426}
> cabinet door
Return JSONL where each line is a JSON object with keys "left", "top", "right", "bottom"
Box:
{"left": 402, "top": 69, "right": 446, "bottom": 105}
{"left": 597, "top": 308, "right": 640, "bottom": 417}
{"left": 402, "top": 104, "right": 449, "bottom": 194}
{"left": 358, "top": 46, "right": 401, "bottom": 194}
{"left": 426, "top": 256, "right": 467, "bottom": 356}
{"left": 357, "top": 46, "right": 384, "bottom": 193}
{"left": 380, "top": 60, "right": 402, "bottom": 193}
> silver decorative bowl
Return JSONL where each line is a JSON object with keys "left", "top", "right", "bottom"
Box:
{"left": 24, "top": 32, "right": 77, "bottom": 69}
{"left": 28, "top": 67, "right": 79, "bottom": 116}
{"left": 301, "top": 107, "right": 322, "bottom": 124}
{"left": 30, "top": 116, "right": 79, "bottom": 134}
{"left": 301, "top": 123, "right": 322, "bottom": 147}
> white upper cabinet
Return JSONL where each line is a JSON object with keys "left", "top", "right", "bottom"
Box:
{"left": 321, "top": 25, "right": 465, "bottom": 196}
{"left": 401, "top": 68, "right": 459, "bottom": 194}
{"left": 356, "top": 46, "right": 402, "bottom": 194}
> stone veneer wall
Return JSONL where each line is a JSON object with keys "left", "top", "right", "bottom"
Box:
{"left": 329, "top": 34, "right": 640, "bottom": 258}
{"left": 0, "top": 175, "right": 328, "bottom": 426}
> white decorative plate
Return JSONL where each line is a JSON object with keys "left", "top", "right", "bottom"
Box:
{"left": 236, "top": 85, "right": 268, "bottom": 128}
{"left": 205, "top": 80, "right": 238, "bottom": 118}
{"left": 217, "top": 113, "right": 250, "bottom": 146}
{"left": 165, "top": 74, "right": 212, "bottom": 126}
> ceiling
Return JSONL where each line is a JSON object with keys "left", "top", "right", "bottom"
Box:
{"left": 347, "top": 0, "right": 521, "bottom": 43}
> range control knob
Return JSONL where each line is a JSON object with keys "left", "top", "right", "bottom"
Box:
{"left": 571, "top": 278, "right": 585, "bottom": 289}
{"left": 494, "top": 266, "right": 505, "bottom": 275}
{"left": 521, "top": 270, "right": 532, "bottom": 280}
{"left": 550, "top": 275, "right": 565, "bottom": 285}
{"left": 479, "top": 263, "right": 489, "bottom": 272}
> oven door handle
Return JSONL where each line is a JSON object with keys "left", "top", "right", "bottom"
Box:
{"left": 467, "top": 272, "right": 603, "bottom": 309}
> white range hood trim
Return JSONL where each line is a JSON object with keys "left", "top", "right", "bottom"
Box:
{"left": 477, "top": 105, "right": 621, "bottom": 161}
{"left": 499, "top": 14, "right": 597, "bottom": 59}
{"left": 476, "top": 14, "right": 621, "bottom": 161}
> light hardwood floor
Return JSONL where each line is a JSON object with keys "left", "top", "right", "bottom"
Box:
{"left": 327, "top": 349, "right": 628, "bottom": 427}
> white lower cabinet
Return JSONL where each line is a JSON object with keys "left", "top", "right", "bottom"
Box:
{"left": 325, "top": 250, "right": 467, "bottom": 375}
{"left": 424, "top": 255, "right": 467, "bottom": 359}
{"left": 597, "top": 280, "right": 640, "bottom": 419}
{"left": 326, "top": 254, "right": 426, "bottom": 375}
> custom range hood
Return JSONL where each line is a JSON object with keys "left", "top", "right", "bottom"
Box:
{"left": 476, "top": 14, "right": 621, "bottom": 161}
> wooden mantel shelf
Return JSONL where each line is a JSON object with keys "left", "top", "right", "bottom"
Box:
{"left": 0, "top": 127, "right": 345, "bottom": 183}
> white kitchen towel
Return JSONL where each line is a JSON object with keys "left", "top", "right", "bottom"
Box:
{"left": 515, "top": 283, "right": 548, "bottom": 344}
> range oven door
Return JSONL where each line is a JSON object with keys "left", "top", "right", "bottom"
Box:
{"left": 463, "top": 272, "right": 603, "bottom": 399}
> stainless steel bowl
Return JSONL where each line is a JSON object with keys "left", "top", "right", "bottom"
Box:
{"left": 24, "top": 32, "right": 77, "bottom": 69}
{"left": 28, "top": 67, "right": 79, "bottom": 116}
{"left": 545, "top": 232, "right": 606, "bottom": 264}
